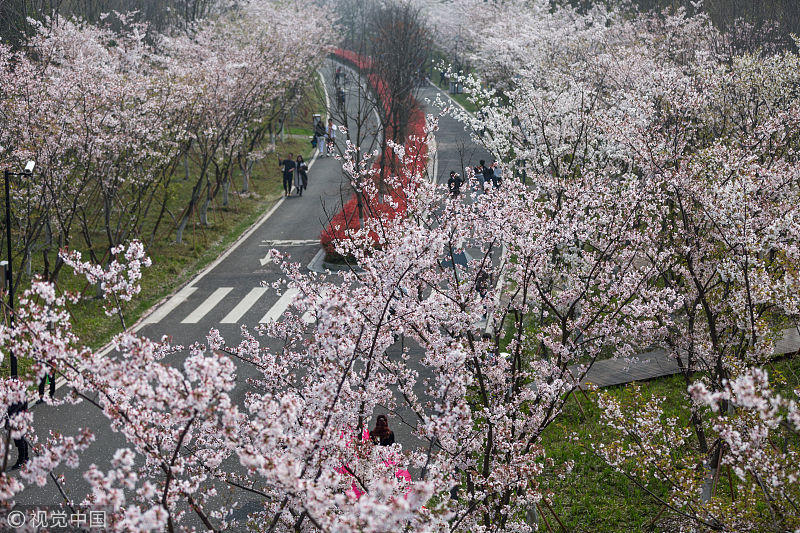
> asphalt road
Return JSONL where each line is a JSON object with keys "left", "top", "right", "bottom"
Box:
{"left": 13, "top": 60, "right": 489, "bottom": 519}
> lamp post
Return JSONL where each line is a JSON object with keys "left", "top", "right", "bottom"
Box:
{"left": 511, "top": 116, "right": 528, "bottom": 186}
{"left": 3, "top": 160, "right": 35, "bottom": 379}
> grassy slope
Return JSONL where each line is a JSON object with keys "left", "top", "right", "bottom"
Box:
{"left": 428, "top": 51, "right": 480, "bottom": 113}
{"left": 539, "top": 355, "right": 800, "bottom": 531}
{"left": 2, "top": 78, "right": 326, "bottom": 378}
{"left": 431, "top": 76, "right": 479, "bottom": 114}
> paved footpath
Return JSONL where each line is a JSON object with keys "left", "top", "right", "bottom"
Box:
{"left": 579, "top": 327, "right": 800, "bottom": 388}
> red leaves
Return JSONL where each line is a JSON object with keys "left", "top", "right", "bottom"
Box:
{"left": 320, "top": 49, "right": 428, "bottom": 255}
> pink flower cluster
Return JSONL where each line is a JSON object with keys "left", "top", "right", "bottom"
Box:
{"left": 60, "top": 241, "right": 151, "bottom": 319}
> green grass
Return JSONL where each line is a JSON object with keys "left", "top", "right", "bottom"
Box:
{"left": 432, "top": 77, "right": 479, "bottom": 114}
{"left": 539, "top": 355, "right": 800, "bottom": 531}
{"left": 427, "top": 51, "right": 481, "bottom": 114}
{"left": 287, "top": 126, "right": 314, "bottom": 137}
{"left": 540, "top": 376, "right": 681, "bottom": 532}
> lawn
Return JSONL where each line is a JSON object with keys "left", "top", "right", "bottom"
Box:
{"left": 427, "top": 52, "right": 481, "bottom": 114}
{"left": 431, "top": 76, "right": 479, "bottom": 114}
{"left": 539, "top": 354, "right": 800, "bottom": 531}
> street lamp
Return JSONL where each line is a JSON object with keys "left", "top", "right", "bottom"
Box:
{"left": 4, "top": 160, "right": 34, "bottom": 378}
{"left": 511, "top": 116, "right": 528, "bottom": 186}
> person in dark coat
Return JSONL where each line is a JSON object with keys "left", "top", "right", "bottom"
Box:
{"left": 7, "top": 400, "right": 29, "bottom": 470}
{"left": 475, "top": 270, "right": 490, "bottom": 298}
{"left": 490, "top": 160, "right": 502, "bottom": 188}
{"left": 447, "top": 171, "right": 462, "bottom": 198}
{"left": 482, "top": 161, "right": 495, "bottom": 189}
{"left": 37, "top": 364, "right": 56, "bottom": 403}
{"left": 278, "top": 153, "right": 296, "bottom": 197}
{"left": 475, "top": 160, "right": 486, "bottom": 192}
{"left": 370, "top": 414, "right": 395, "bottom": 446}
{"left": 314, "top": 120, "right": 327, "bottom": 157}
{"left": 295, "top": 155, "right": 308, "bottom": 196}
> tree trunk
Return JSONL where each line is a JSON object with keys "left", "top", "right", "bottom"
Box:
{"left": 176, "top": 210, "right": 189, "bottom": 244}
{"left": 701, "top": 443, "right": 723, "bottom": 503}
{"left": 176, "top": 173, "right": 206, "bottom": 244}
{"left": 183, "top": 152, "right": 190, "bottom": 181}
{"left": 241, "top": 160, "right": 252, "bottom": 193}
{"left": 199, "top": 181, "right": 211, "bottom": 227}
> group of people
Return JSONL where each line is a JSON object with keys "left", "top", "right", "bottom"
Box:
{"left": 278, "top": 153, "right": 309, "bottom": 197}
{"left": 313, "top": 117, "right": 337, "bottom": 158}
{"left": 447, "top": 159, "right": 502, "bottom": 198}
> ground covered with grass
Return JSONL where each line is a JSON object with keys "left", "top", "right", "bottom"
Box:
{"left": 539, "top": 355, "right": 800, "bottom": 532}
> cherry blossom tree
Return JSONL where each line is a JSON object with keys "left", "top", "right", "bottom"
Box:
{"left": 1, "top": 1, "right": 335, "bottom": 270}
{"left": 2, "top": 1, "right": 800, "bottom": 531}
{"left": 417, "top": 0, "right": 800, "bottom": 529}
{"left": 592, "top": 46, "right": 800, "bottom": 531}
{"left": 161, "top": 0, "right": 334, "bottom": 241}
{"left": 0, "top": 118, "right": 674, "bottom": 531}
{"left": 1, "top": 15, "right": 189, "bottom": 280}
{"left": 60, "top": 240, "right": 152, "bottom": 329}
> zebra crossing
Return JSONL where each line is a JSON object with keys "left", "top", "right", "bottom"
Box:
{"left": 140, "top": 284, "right": 325, "bottom": 328}
{"left": 221, "top": 287, "right": 268, "bottom": 324}
{"left": 259, "top": 288, "right": 299, "bottom": 323}
{"left": 181, "top": 287, "right": 233, "bottom": 324}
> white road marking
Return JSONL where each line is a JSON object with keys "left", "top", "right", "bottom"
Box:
{"left": 181, "top": 287, "right": 233, "bottom": 324}
{"left": 260, "top": 253, "right": 275, "bottom": 267}
{"left": 141, "top": 285, "right": 198, "bottom": 325}
{"left": 260, "top": 239, "right": 320, "bottom": 247}
{"left": 301, "top": 310, "right": 316, "bottom": 324}
{"left": 220, "top": 287, "right": 268, "bottom": 324}
{"left": 260, "top": 288, "right": 300, "bottom": 323}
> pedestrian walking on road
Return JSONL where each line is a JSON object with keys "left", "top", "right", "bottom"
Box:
{"left": 278, "top": 153, "right": 296, "bottom": 197}
{"left": 295, "top": 155, "right": 308, "bottom": 196}
{"left": 6, "top": 399, "right": 29, "bottom": 470}
{"left": 314, "top": 120, "right": 327, "bottom": 157}
{"left": 370, "top": 414, "right": 395, "bottom": 446}
{"left": 326, "top": 118, "right": 337, "bottom": 156}
{"left": 490, "top": 160, "right": 502, "bottom": 188}
{"left": 447, "top": 170, "right": 462, "bottom": 198}
{"left": 37, "top": 364, "right": 56, "bottom": 404}
{"left": 482, "top": 161, "right": 495, "bottom": 190}
{"left": 475, "top": 270, "right": 490, "bottom": 298}
{"left": 336, "top": 86, "right": 346, "bottom": 109}
{"left": 475, "top": 160, "right": 486, "bottom": 192}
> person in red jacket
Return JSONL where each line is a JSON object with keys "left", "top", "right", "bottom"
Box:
{"left": 370, "top": 414, "right": 395, "bottom": 446}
